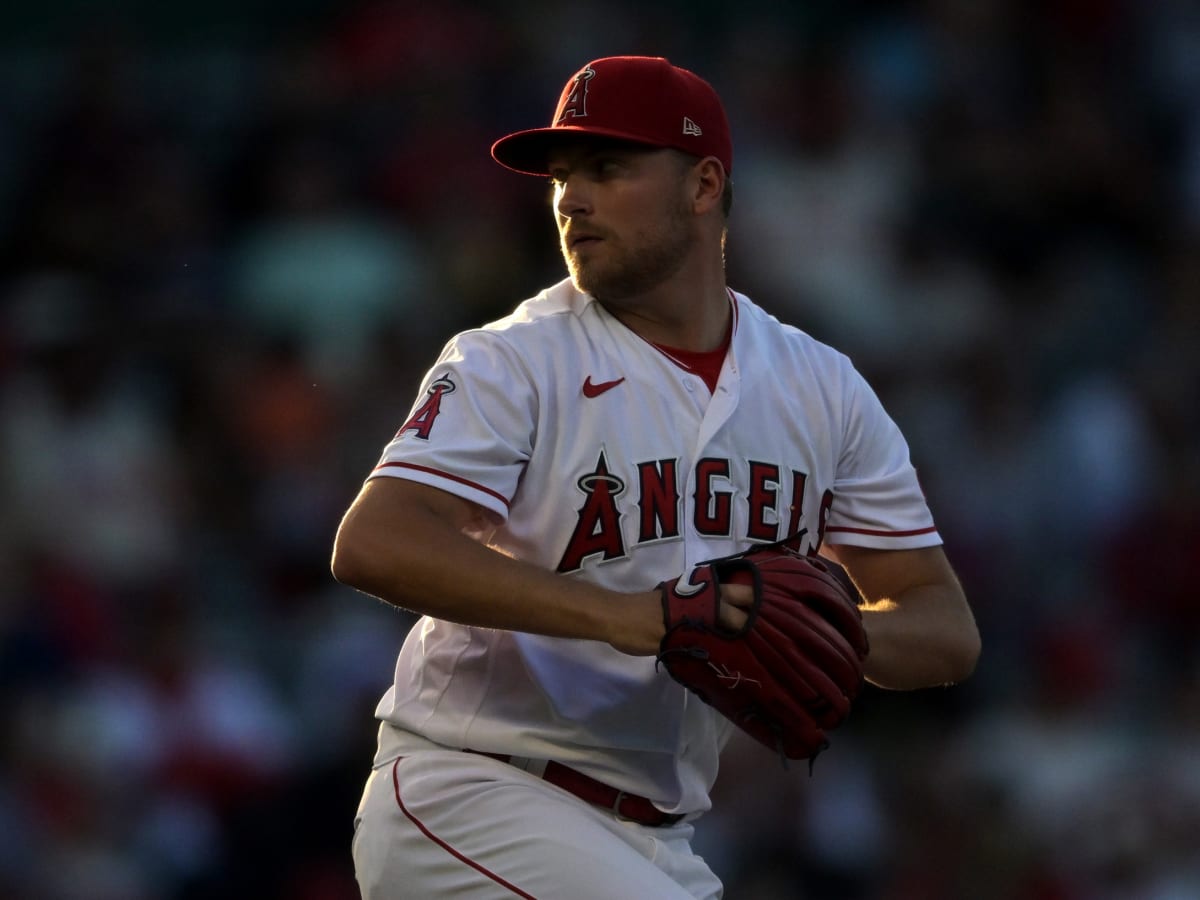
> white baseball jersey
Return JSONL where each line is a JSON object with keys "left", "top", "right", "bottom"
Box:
{"left": 366, "top": 277, "right": 940, "bottom": 816}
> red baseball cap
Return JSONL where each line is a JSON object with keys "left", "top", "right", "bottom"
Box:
{"left": 491, "top": 56, "right": 733, "bottom": 176}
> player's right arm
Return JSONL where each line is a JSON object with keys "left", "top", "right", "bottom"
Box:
{"left": 332, "top": 476, "right": 671, "bottom": 656}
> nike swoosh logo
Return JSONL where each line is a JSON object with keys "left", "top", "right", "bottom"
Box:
{"left": 582, "top": 376, "right": 625, "bottom": 398}
{"left": 671, "top": 576, "right": 709, "bottom": 597}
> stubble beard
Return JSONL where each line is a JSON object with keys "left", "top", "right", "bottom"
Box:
{"left": 563, "top": 201, "right": 693, "bottom": 304}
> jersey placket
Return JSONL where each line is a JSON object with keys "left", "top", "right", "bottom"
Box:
{"left": 678, "top": 353, "right": 741, "bottom": 571}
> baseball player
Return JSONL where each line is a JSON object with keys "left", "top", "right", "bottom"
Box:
{"left": 332, "top": 56, "right": 979, "bottom": 899}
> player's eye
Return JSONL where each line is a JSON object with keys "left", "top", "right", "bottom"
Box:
{"left": 594, "top": 159, "right": 622, "bottom": 178}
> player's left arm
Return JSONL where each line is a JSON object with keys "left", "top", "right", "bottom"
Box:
{"left": 821, "top": 544, "right": 980, "bottom": 690}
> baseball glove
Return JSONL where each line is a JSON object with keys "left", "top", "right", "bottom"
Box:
{"left": 657, "top": 541, "right": 870, "bottom": 764}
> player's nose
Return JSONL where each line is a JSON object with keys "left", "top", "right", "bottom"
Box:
{"left": 554, "top": 175, "right": 593, "bottom": 219}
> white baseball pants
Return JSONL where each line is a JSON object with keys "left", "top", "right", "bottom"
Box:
{"left": 352, "top": 750, "right": 723, "bottom": 899}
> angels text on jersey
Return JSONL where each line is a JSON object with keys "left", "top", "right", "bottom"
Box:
{"left": 554, "top": 448, "right": 833, "bottom": 572}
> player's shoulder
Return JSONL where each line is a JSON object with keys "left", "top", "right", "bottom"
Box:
{"left": 433, "top": 279, "right": 589, "bottom": 359}
{"left": 484, "top": 278, "right": 591, "bottom": 332}
{"left": 732, "top": 290, "right": 854, "bottom": 372}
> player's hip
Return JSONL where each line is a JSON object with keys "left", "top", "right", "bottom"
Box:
{"left": 353, "top": 751, "right": 721, "bottom": 899}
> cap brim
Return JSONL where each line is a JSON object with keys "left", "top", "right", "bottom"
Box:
{"left": 491, "top": 126, "right": 664, "bottom": 176}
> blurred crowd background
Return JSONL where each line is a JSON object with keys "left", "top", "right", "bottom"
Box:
{"left": 0, "top": 1, "right": 1197, "bottom": 898}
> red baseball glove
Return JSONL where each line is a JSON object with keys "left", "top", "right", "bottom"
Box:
{"left": 657, "top": 541, "right": 870, "bottom": 764}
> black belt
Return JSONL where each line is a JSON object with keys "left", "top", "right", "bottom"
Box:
{"left": 470, "top": 751, "right": 684, "bottom": 828}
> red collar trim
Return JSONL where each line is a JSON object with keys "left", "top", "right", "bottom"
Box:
{"left": 652, "top": 291, "right": 736, "bottom": 392}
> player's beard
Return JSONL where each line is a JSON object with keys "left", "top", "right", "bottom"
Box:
{"left": 562, "top": 197, "right": 692, "bottom": 303}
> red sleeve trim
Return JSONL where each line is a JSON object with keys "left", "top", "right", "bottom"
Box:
{"left": 372, "top": 461, "right": 512, "bottom": 511}
{"left": 825, "top": 525, "right": 938, "bottom": 538}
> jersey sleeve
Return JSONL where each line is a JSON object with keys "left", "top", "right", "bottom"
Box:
{"left": 369, "top": 330, "right": 536, "bottom": 521}
{"left": 825, "top": 361, "right": 941, "bottom": 549}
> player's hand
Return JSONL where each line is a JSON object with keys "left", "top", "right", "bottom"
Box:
{"left": 608, "top": 590, "right": 673, "bottom": 657}
{"left": 718, "top": 582, "right": 753, "bottom": 632}
{"left": 606, "top": 582, "right": 754, "bottom": 657}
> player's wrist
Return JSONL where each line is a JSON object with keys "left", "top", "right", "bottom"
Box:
{"left": 605, "top": 589, "right": 666, "bottom": 657}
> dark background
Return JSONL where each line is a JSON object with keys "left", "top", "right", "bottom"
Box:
{"left": 1, "top": 1, "right": 1197, "bottom": 897}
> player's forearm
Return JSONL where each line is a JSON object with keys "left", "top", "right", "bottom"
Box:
{"left": 347, "top": 534, "right": 656, "bottom": 650}
{"left": 331, "top": 485, "right": 663, "bottom": 654}
{"left": 859, "top": 585, "right": 980, "bottom": 690}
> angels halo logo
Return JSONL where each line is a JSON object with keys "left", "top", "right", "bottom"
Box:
{"left": 557, "top": 65, "right": 597, "bottom": 122}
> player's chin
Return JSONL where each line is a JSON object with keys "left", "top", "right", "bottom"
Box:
{"left": 565, "top": 244, "right": 600, "bottom": 271}
{"left": 566, "top": 260, "right": 602, "bottom": 296}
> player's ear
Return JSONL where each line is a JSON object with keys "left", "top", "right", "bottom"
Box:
{"left": 688, "top": 156, "right": 726, "bottom": 217}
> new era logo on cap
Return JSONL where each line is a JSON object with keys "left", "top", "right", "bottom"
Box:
{"left": 491, "top": 56, "right": 733, "bottom": 177}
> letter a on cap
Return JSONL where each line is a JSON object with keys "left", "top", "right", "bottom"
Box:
{"left": 558, "top": 65, "right": 597, "bottom": 122}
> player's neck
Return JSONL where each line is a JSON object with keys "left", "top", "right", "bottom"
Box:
{"left": 597, "top": 260, "right": 730, "bottom": 352}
